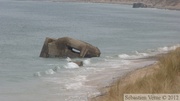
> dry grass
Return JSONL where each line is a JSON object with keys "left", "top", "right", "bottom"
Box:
{"left": 91, "top": 48, "right": 180, "bottom": 101}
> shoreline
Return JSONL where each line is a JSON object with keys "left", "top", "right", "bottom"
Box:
{"left": 90, "top": 47, "right": 180, "bottom": 101}
{"left": 89, "top": 60, "right": 159, "bottom": 101}
{"left": 85, "top": 57, "right": 158, "bottom": 100}
{"left": 50, "top": 0, "right": 180, "bottom": 11}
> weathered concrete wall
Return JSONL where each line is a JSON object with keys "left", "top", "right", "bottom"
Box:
{"left": 40, "top": 37, "right": 101, "bottom": 58}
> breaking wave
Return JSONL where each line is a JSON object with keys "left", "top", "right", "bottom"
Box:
{"left": 33, "top": 44, "right": 180, "bottom": 78}
{"left": 157, "top": 44, "right": 180, "bottom": 52}
{"left": 119, "top": 44, "right": 180, "bottom": 59}
{"left": 83, "top": 59, "right": 91, "bottom": 66}
{"left": 64, "top": 62, "right": 80, "bottom": 69}
{"left": 45, "top": 69, "right": 55, "bottom": 75}
{"left": 118, "top": 52, "right": 150, "bottom": 59}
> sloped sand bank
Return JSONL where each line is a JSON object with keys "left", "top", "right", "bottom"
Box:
{"left": 90, "top": 48, "right": 180, "bottom": 101}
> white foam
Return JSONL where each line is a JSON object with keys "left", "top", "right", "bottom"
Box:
{"left": 105, "top": 56, "right": 113, "bottom": 58}
{"left": 65, "top": 82, "right": 83, "bottom": 90}
{"left": 118, "top": 54, "right": 130, "bottom": 59}
{"left": 45, "top": 69, "right": 55, "bottom": 75}
{"left": 119, "top": 45, "right": 180, "bottom": 60}
{"left": 158, "top": 45, "right": 180, "bottom": 53}
{"left": 83, "top": 59, "right": 91, "bottom": 66}
{"left": 118, "top": 51, "right": 150, "bottom": 59}
{"left": 169, "top": 46, "right": 177, "bottom": 50}
{"left": 158, "top": 46, "right": 169, "bottom": 52}
{"left": 72, "top": 75, "right": 87, "bottom": 82}
{"left": 64, "top": 62, "right": 79, "bottom": 69}
{"left": 66, "top": 57, "right": 72, "bottom": 62}
{"left": 135, "top": 51, "right": 149, "bottom": 57}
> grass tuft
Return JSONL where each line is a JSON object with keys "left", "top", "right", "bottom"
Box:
{"left": 91, "top": 48, "right": 180, "bottom": 101}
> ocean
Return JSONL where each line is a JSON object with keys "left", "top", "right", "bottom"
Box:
{"left": 0, "top": 0, "right": 180, "bottom": 101}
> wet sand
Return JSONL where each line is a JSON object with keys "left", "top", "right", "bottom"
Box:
{"left": 89, "top": 61, "right": 159, "bottom": 101}
{"left": 84, "top": 58, "right": 157, "bottom": 99}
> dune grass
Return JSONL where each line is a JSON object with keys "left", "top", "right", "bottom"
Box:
{"left": 91, "top": 48, "right": 180, "bottom": 101}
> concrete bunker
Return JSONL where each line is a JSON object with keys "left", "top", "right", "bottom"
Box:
{"left": 40, "top": 37, "right": 101, "bottom": 58}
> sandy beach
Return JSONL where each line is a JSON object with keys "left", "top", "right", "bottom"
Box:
{"left": 90, "top": 48, "right": 180, "bottom": 101}
{"left": 89, "top": 62, "right": 159, "bottom": 101}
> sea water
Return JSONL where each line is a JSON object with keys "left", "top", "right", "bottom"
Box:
{"left": 0, "top": 0, "right": 180, "bottom": 101}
